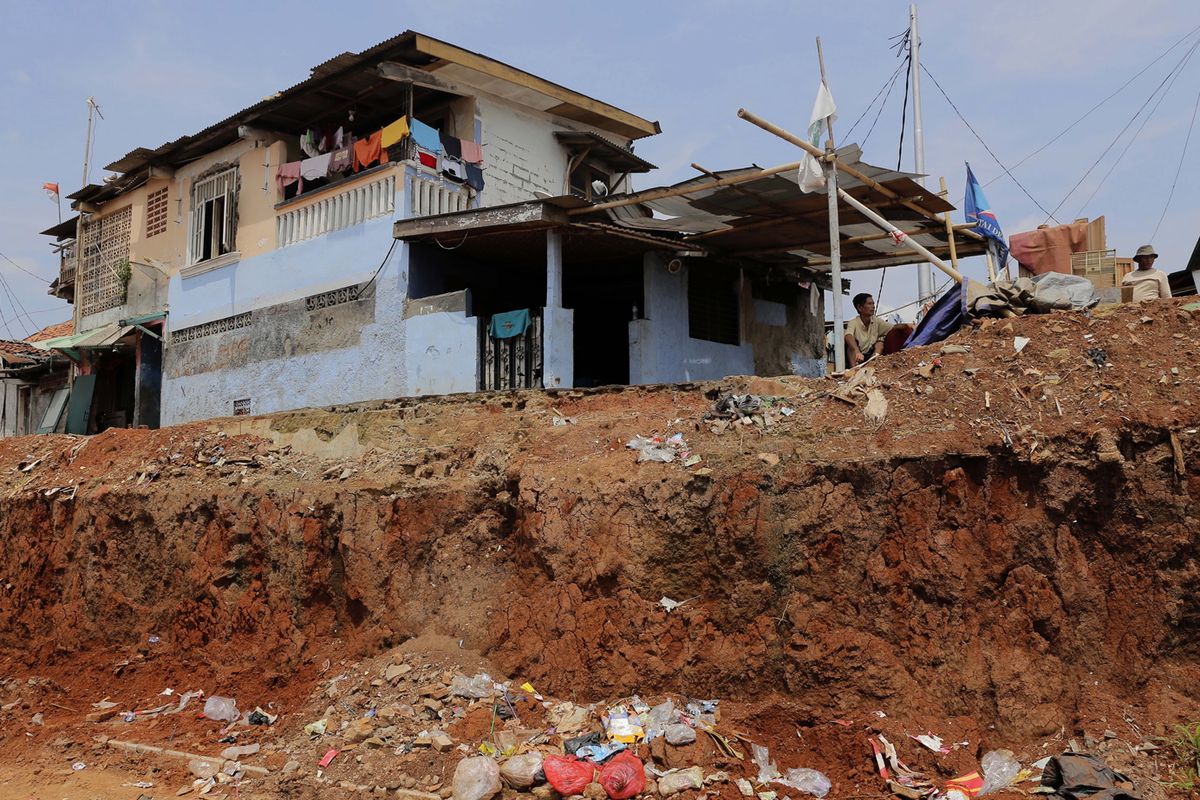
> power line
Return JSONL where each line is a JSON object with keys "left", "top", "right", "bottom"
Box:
{"left": 1151, "top": 81, "right": 1200, "bottom": 241}
{"left": 844, "top": 60, "right": 907, "bottom": 141}
{"left": 1042, "top": 36, "right": 1200, "bottom": 224}
{"left": 1074, "top": 41, "right": 1200, "bottom": 219}
{"left": 860, "top": 64, "right": 904, "bottom": 150}
{"left": 0, "top": 249, "right": 51, "bottom": 284}
{"left": 985, "top": 22, "right": 1200, "bottom": 187}
{"left": 920, "top": 63, "right": 1058, "bottom": 222}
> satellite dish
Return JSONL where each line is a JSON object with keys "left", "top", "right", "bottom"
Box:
{"left": 532, "top": 190, "right": 553, "bottom": 200}
{"left": 591, "top": 179, "right": 609, "bottom": 197}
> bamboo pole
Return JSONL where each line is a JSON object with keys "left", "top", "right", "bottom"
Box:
{"left": 566, "top": 160, "right": 804, "bottom": 216}
{"left": 984, "top": 249, "right": 997, "bottom": 282}
{"left": 105, "top": 738, "right": 270, "bottom": 777}
{"left": 739, "top": 221, "right": 978, "bottom": 258}
{"left": 836, "top": 188, "right": 963, "bottom": 283}
{"left": 737, "top": 107, "right": 986, "bottom": 241}
{"left": 939, "top": 177, "right": 961, "bottom": 274}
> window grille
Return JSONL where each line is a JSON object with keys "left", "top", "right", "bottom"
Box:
{"left": 232, "top": 398, "right": 251, "bottom": 416}
{"left": 78, "top": 205, "right": 132, "bottom": 317}
{"left": 171, "top": 312, "right": 252, "bottom": 344}
{"left": 145, "top": 187, "right": 169, "bottom": 238}
{"left": 305, "top": 284, "right": 363, "bottom": 311}
{"left": 188, "top": 167, "right": 238, "bottom": 264}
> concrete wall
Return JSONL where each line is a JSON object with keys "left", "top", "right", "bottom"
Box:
{"left": 161, "top": 214, "right": 406, "bottom": 425}
{"left": 747, "top": 281, "right": 826, "bottom": 378}
{"left": 629, "top": 254, "right": 754, "bottom": 383}
{"left": 404, "top": 309, "right": 479, "bottom": 397}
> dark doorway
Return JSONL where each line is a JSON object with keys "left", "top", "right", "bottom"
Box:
{"left": 564, "top": 260, "right": 643, "bottom": 388}
{"left": 88, "top": 349, "right": 136, "bottom": 432}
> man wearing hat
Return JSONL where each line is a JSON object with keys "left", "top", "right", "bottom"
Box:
{"left": 1121, "top": 245, "right": 1171, "bottom": 302}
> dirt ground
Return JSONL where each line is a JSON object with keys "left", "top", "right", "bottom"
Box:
{"left": 0, "top": 298, "right": 1195, "bottom": 799}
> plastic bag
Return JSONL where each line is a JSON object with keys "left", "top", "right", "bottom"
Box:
{"left": 980, "top": 749, "right": 1021, "bottom": 795}
{"left": 500, "top": 752, "right": 544, "bottom": 789}
{"left": 452, "top": 756, "right": 502, "bottom": 800}
{"left": 752, "top": 743, "right": 782, "bottom": 783}
{"left": 778, "top": 768, "right": 832, "bottom": 799}
{"left": 598, "top": 751, "right": 645, "bottom": 799}
{"left": 665, "top": 724, "right": 696, "bottom": 745}
{"left": 543, "top": 754, "right": 596, "bottom": 796}
{"left": 450, "top": 672, "right": 497, "bottom": 699}
{"left": 645, "top": 699, "right": 676, "bottom": 739}
{"left": 203, "top": 696, "right": 239, "bottom": 723}
{"left": 658, "top": 766, "right": 705, "bottom": 796}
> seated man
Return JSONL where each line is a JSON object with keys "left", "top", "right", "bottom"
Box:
{"left": 844, "top": 293, "right": 893, "bottom": 367}
{"left": 1121, "top": 244, "right": 1171, "bottom": 302}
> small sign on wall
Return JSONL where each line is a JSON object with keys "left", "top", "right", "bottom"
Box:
{"left": 232, "top": 398, "right": 251, "bottom": 416}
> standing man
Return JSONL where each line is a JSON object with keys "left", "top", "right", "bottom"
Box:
{"left": 1122, "top": 244, "right": 1172, "bottom": 302}
{"left": 845, "top": 293, "right": 893, "bottom": 367}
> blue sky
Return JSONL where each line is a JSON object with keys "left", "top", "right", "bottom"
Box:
{"left": 0, "top": 0, "right": 1197, "bottom": 336}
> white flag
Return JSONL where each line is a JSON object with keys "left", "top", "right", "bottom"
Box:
{"left": 798, "top": 80, "right": 837, "bottom": 193}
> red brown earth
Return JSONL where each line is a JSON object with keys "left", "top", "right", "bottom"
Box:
{"left": 0, "top": 298, "right": 1195, "bottom": 798}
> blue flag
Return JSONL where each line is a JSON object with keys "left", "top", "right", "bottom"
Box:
{"left": 964, "top": 163, "right": 1008, "bottom": 269}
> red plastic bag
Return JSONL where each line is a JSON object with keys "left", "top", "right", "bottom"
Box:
{"left": 544, "top": 754, "right": 596, "bottom": 796}
{"left": 599, "top": 751, "right": 645, "bottom": 800}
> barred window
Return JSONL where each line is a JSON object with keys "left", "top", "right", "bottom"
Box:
{"left": 189, "top": 167, "right": 238, "bottom": 264}
{"left": 79, "top": 205, "right": 132, "bottom": 318}
{"left": 145, "top": 187, "right": 168, "bottom": 238}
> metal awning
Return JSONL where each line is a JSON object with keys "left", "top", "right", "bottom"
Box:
{"left": 32, "top": 323, "right": 135, "bottom": 357}
{"left": 554, "top": 131, "right": 657, "bottom": 173}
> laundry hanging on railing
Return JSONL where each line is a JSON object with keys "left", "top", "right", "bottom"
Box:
{"left": 415, "top": 147, "right": 438, "bottom": 169}
{"left": 439, "top": 132, "right": 462, "bottom": 159}
{"left": 490, "top": 309, "right": 531, "bottom": 339}
{"left": 300, "top": 152, "right": 332, "bottom": 181}
{"left": 328, "top": 143, "right": 353, "bottom": 174}
{"left": 353, "top": 131, "right": 384, "bottom": 172}
{"left": 276, "top": 161, "right": 303, "bottom": 195}
{"left": 381, "top": 116, "right": 411, "bottom": 149}
{"left": 410, "top": 118, "right": 442, "bottom": 153}
{"left": 465, "top": 163, "right": 485, "bottom": 192}
{"left": 439, "top": 153, "right": 468, "bottom": 183}
{"left": 460, "top": 139, "right": 484, "bottom": 165}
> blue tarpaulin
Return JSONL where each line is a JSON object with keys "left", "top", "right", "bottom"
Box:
{"left": 904, "top": 282, "right": 967, "bottom": 349}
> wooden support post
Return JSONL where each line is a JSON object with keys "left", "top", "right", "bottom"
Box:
{"left": 837, "top": 188, "right": 963, "bottom": 283}
{"left": 939, "top": 177, "right": 961, "bottom": 275}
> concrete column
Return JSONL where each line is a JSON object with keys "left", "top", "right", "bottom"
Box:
{"left": 546, "top": 229, "right": 563, "bottom": 308}
{"left": 542, "top": 228, "right": 572, "bottom": 389}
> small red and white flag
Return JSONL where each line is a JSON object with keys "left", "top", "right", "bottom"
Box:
{"left": 42, "top": 182, "right": 59, "bottom": 200}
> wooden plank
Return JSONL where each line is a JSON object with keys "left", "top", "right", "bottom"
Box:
{"left": 378, "top": 61, "right": 468, "bottom": 95}
{"left": 413, "top": 35, "right": 659, "bottom": 139}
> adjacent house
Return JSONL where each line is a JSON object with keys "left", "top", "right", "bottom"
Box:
{"left": 0, "top": 322, "right": 72, "bottom": 436}
{"left": 39, "top": 32, "right": 964, "bottom": 429}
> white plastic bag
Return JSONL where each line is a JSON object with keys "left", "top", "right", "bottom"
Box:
{"left": 752, "top": 743, "right": 782, "bottom": 783}
{"left": 779, "top": 768, "right": 831, "bottom": 798}
{"left": 453, "top": 756, "right": 502, "bottom": 800}
{"left": 500, "top": 752, "right": 545, "bottom": 789}
{"left": 658, "top": 766, "right": 704, "bottom": 796}
{"left": 980, "top": 749, "right": 1021, "bottom": 795}
{"left": 202, "top": 696, "right": 238, "bottom": 723}
{"left": 449, "top": 672, "right": 497, "bottom": 699}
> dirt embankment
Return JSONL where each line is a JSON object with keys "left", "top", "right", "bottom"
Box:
{"left": 0, "top": 299, "right": 1194, "bottom": 796}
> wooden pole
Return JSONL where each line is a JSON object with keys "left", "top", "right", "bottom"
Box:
{"left": 837, "top": 187, "right": 963, "bottom": 283}
{"left": 736, "top": 107, "right": 985, "bottom": 241}
{"left": 816, "top": 36, "right": 846, "bottom": 373}
{"left": 738, "top": 221, "right": 978, "bottom": 258}
{"left": 939, "top": 177, "right": 961, "bottom": 274}
{"left": 566, "top": 160, "right": 803, "bottom": 216}
{"left": 984, "top": 249, "right": 996, "bottom": 282}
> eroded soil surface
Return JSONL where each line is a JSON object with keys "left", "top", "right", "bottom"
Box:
{"left": 0, "top": 298, "right": 1196, "bottom": 799}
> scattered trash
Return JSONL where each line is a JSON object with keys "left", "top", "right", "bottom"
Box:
{"left": 1086, "top": 347, "right": 1108, "bottom": 367}
{"left": 940, "top": 344, "right": 971, "bottom": 354}
{"left": 1014, "top": 336, "right": 1030, "bottom": 354}
{"left": 736, "top": 778, "right": 755, "bottom": 796}
{"left": 864, "top": 389, "right": 889, "bottom": 424}
{"left": 500, "top": 751, "right": 545, "bottom": 789}
{"left": 603, "top": 705, "right": 645, "bottom": 743}
{"left": 625, "top": 433, "right": 692, "bottom": 464}
{"left": 220, "top": 743, "right": 260, "bottom": 761}
{"left": 202, "top": 695, "right": 238, "bottom": 723}
{"left": 1040, "top": 753, "right": 1140, "bottom": 800}
{"left": 147, "top": 635, "right": 161, "bottom": 645}
{"left": 911, "top": 733, "right": 950, "bottom": 754}
{"left": 544, "top": 754, "right": 597, "bottom": 796}
{"left": 318, "top": 747, "right": 339, "bottom": 768}
{"left": 658, "top": 766, "right": 705, "bottom": 796}
{"left": 944, "top": 770, "right": 984, "bottom": 800}
{"left": 449, "top": 672, "right": 497, "bottom": 699}
{"left": 303, "top": 718, "right": 328, "bottom": 736}
{"left": 71, "top": 761, "right": 86, "bottom": 771}
{"left": 248, "top": 709, "right": 271, "bottom": 725}
{"left": 979, "top": 749, "right": 1021, "bottom": 795}
{"left": 452, "top": 755, "right": 503, "bottom": 800}
{"left": 576, "top": 742, "right": 626, "bottom": 762}
{"left": 188, "top": 758, "right": 221, "bottom": 779}
{"left": 777, "top": 768, "right": 832, "bottom": 798}
{"left": 659, "top": 596, "right": 696, "bottom": 613}
{"left": 598, "top": 750, "right": 645, "bottom": 799}
{"left": 665, "top": 723, "right": 697, "bottom": 746}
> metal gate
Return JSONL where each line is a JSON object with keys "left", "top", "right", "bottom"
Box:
{"left": 480, "top": 310, "right": 542, "bottom": 391}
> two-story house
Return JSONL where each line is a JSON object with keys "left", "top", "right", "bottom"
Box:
{"left": 39, "top": 31, "right": 849, "bottom": 430}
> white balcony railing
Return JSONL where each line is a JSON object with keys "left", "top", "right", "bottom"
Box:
{"left": 410, "top": 173, "right": 471, "bottom": 218}
{"left": 276, "top": 171, "right": 396, "bottom": 249}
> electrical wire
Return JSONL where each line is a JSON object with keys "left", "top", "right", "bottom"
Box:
{"left": 1041, "top": 36, "right": 1200, "bottom": 224}
{"left": 0, "top": 249, "right": 51, "bottom": 284}
{"left": 920, "top": 64, "right": 1058, "bottom": 222}
{"left": 896, "top": 53, "right": 911, "bottom": 171}
{"left": 984, "top": 22, "right": 1200, "bottom": 188}
{"left": 357, "top": 238, "right": 399, "bottom": 299}
{"left": 0, "top": 272, "right": 38, "bottom": 336}
{"left": 860, "top": 64, "right": 904, "bottom": 150}
{"left": 1150, "top": 81, "right": 1200, "bottom": 241}
{"left": 843, "top": 61, "right": 907, "bottom": 141}
{"left": 1073, "top": 41, "right": 1200, "bottom": 218}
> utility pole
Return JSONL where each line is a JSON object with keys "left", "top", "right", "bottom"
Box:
{"left": 816, "top": 36, "right": 845, "bottom": 372}
{"left": 70, "top": 97, "right": 101, "bottom": 368}
{"left": 909, "top": 4, "right": 932, "bottom": 309}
